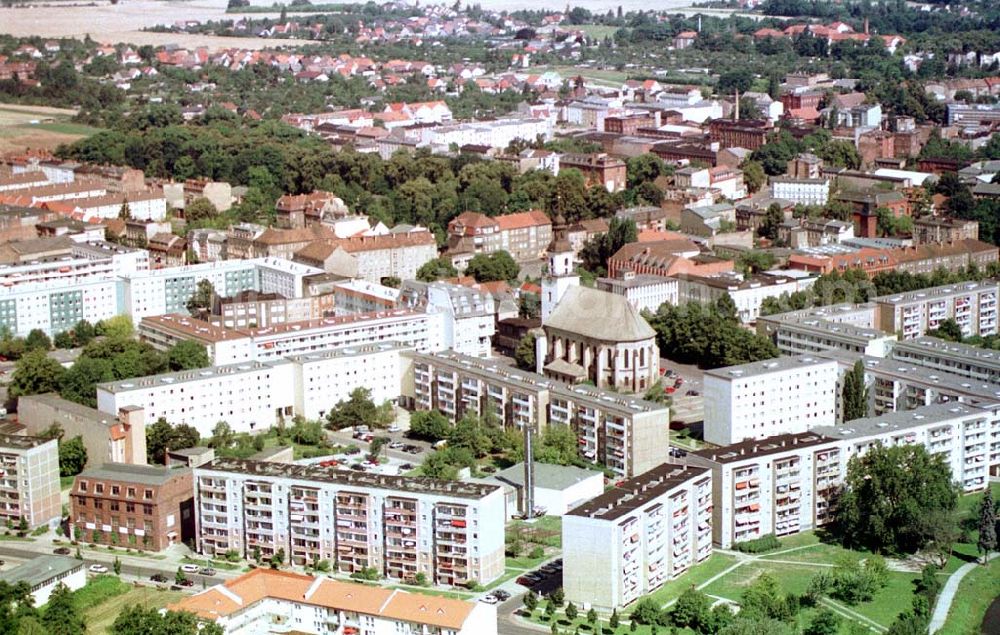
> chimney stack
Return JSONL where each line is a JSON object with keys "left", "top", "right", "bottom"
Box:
{"left": 734, "top": 89, "right": 740, "bottom": 121}
{"left": 864, "top": 18, "right": 869, "bottom": 35}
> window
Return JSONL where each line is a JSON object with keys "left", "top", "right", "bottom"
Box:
{"left": 143, "top": 504, "right": 153, "bottom": 516}
{"left": 79, "top": 481, "right": 88, "bottom": 493}
{"left": 95, "top": 483, "right": 104, "bottom": 494}
{"left": 126, "top": 503, "right": 135, "bottom": 513}
{"left": 110, "top": 501, "right": 120, "bottom": 511}
{"left": 111, "top": 485, "right": 120, "bottom": 496}
{"left": 144, "top": 489, "right": 153, "bottom": 500}
{"left": 126, "top": 487, "right": 136, "bottom": 498}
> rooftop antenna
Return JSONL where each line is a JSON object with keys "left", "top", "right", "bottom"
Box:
{"left": 523, "top": 422, "right": 535, "bottom": 519}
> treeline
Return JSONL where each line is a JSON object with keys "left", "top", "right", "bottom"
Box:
{"left": 57, "top": 112, "right": 670, "bottom": 236}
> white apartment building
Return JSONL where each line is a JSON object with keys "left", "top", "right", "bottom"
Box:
{"left": 0, "top": 435, "right": 61, "bottom": 529}
{"left": 289, "top": 343, "right": 406, "bottom": 420}
{"left": 194, "top": 459, "right": 506, "bottom": 586}
{"left": 757, "top": 309, "right": 897, "bottom": 358}
{"left": 690, "top": 432, "right": 841, "bottom": 548}
{"left": 876, "top": 281, "right": 999, "bottom": 340}
{"left": 400, "top": 281, "right": 495, "bottom": 358}
{"left": 889, "top": 336, "right": 1000, "bottom": 384}
{"left": 404, "top": 351, "right": 670, "bottom": 477}
{"left": 563, "top": 463, "right": 713, "bottom": 609}
{"left": 0, "top": 556, "right": 86, "bottom": 608}
{"left": 0, "top": 277, "right": 123, "bottom": 337}
{"left": 673, "top": 272, "right": 800, "bottom": 324}
{"left": 815, "top": 402, "right": 999, "bottom": 494}
{"left": 97, "top": 361, "right": 295, "bottom": 436}
{"left": 596, "top": 272, "right": 678, "bottom": 314}
{"left": 122, "top": 258, "right": 321, "bottom": 320}
{"left": 331, "top": 279, "right": 400, "bottom": 316}
{"left": 96, "top": 343, "right": 407, "bottom": 436}
{"left": 0, "top": 242, "right": 146, "bottom": 289}
{"left": 139, "top": 309, "right": 443, "bottom": 366}
{"left": 424, "top": 117, "right": 553, "bottom": 149}
{"left": 171, "top": 568, "right": 498, "bottom": 635}
{"left": 770, "top": 177, "right": 830, "bottom": 206}
{"left": 703, "top": 355, "right": 838, "bottom": 446}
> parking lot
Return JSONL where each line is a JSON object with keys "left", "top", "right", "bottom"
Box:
{"left": 317, "top": 422, "right": 431, "bottom": 476}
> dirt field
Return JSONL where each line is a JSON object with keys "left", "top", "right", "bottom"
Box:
{"left": 0, "top": 103, "right": 100, "bottom": 153}
{"left": 2, "top": 0, "right": 313, "bottom": 49}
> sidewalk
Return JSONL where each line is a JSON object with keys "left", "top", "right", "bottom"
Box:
{"left": 928, "top": 553, "right": 998, "bottom": 633}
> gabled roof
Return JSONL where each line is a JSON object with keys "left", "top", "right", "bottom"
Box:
{"left": 494, "top": 209, "right": 550, "bottom": 230}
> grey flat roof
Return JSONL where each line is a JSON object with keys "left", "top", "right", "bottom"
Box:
{"left": 892, "top": 336, "right": 1000, "bottom": 370}
{"left": 875, "top": 281, "right": 999, "bottom": 306}
{"left": 704, "top": 354, "right": 837, "bottom": 380}
{"left": 493, "top": 462, "right": 602, "bottom": 491}
{"left": 813, "top": 402, "right": 988, "bottom": 440}
{"left": 693, "top": 432, "right": 836, "bottom": 464}
{"left": 0, "top": 555, "right": 83, "bottom": 587}
{"left": 0, "top": 433, "right": 53, "bottom": 451}
{"left": 18, "top": 393, "right": 118, "bottom": 428}
{"left": 78, "top": 463, "right": 191, "bottom": 486}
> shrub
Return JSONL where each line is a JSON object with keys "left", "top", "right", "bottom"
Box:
{"left": 732, "top": 533, "right": 781, "bottom": 553}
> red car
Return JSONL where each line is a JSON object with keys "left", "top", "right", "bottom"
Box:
{"left": 318, "top": 459, "right": 339, "bottom": 468}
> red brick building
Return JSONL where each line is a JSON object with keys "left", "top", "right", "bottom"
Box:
{"left": 71, "top": 463, "right": 194, "bottom": 551}
{"left": 603, "top": 113, "right": 656, "bottom": 135}
{"left": 559, "top": 153, "right": 628, "bottom": 192}
{"left": 707, "top": 119, "right": 772, "bottom": 150}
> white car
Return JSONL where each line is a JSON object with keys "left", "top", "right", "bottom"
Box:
{"left": 88, "top": 564, "right": 108, "bottom": 574}
{"left": 387, "top": 425, "right": 402, "bottom": 433}
{"left": 479, "top": 595, "right": 499, "bottom": 604}
{"left": 181, "top": 564, "right": 201, "bottom": 574}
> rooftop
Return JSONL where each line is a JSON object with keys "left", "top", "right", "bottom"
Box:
{"left": 491, "top": 462, "right": 602, "bottom": 491}
{"left": 693, "top": 432, "right": 836, "bottom": 464}
{"left": 198, "top": 458, "right": 500, "bottom": 500}
{"left": 875, "top": 280, "right": 999, "bottom": 306}
{"left": 169, "top": 568, "right": 477, "bottom": 629}
{"left": 814, "top": 402, "right": 989, "bottom": 441}
{"left": 0, "top": 433, "right": 53, "bottom": 451}
{"left": 892, "top": 336, "right": 1000, "bottom": 370}
{"left": 0, "top": 556, "right": 83, "bottom": 587}
{"left": 17, "top": 393, "right": 121, "bottom": 429}
{"left": 567, "top": 462, "right": 710, "bottom": 521}
{"left": 77, "top": 463, "right": 191, "bottom": 487}
{"left": 97, "top": 360, "right": 282, "bottom": 393}
{"left": 544, "top": 286, "right": 656, "bottom": 342}
{"left": 704, "top": 354, "right": 837, "bottom": 381}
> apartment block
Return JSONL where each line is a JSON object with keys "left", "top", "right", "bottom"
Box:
{"left": 18, "top": 394, "right": 147, "bottom": 468}
{"left": 703, "top": 356, "right": 838, "bottom": 446}
{"left": 596, "top": 272, "right": 678, "bottom": 314}
{"left": 96, "top": 343, "right": 407, "bottom": 436}
{"left": 815, "top": 402, "right": 999, "bottom": 493}
{"left": 405, "top": 351, "right": 668, "bottom": 477}
{"left": 0, "top": 277, "right": 123, "bottom": 337}
{"left": 563, "top": 463, "right": 712, "bottom": 609}
{"left": 400, "top": 281, "right": 496, "bottom": 358}
{"left": 0, "top": 435, "right": 60, "bottom": 528}
{"left": 209, "top": 291, "right": 316, "bottom": 329}
{"left": 170, "top": 568, "right": 498, "bottom": 635}
{"left": 672, "top": 272, "right": 799, "bottom": 324}
{"left": 757, "top": 304, "right": 896, "bottom": 358}
{"left": 122, "top": 258, "right": 321, "bottom": 321}
{"left": 71, "top": 463, "right": 194, "bottom": 550}
{"left": 445, "top": 210, "right": 552, "bottom": 263}
{"left": 889, "top": 336, "right": 1000, "bottom": 384}
{"left": 139, "top": 309, "right": 443, "bottom": 366}
{"left": 690, "top": 432, "right": 841, "bottom": 548}
{"left": 875, "top": 281, "right": 999, "bottom": 340}
{"left": 194, "top": 459, "right": 505, "bottom": 586}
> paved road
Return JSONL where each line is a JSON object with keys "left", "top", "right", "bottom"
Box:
{"left": 928, "top": 552, "right": 998, "bottom": 633}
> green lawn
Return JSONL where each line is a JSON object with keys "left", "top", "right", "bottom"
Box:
{"left": 701, "top": 560, "right": 819, "bottom": 601}
{"left": 387, "top": 584, "right": 471, "bottom": 599}
{"left": 181, "top": 555, "right": 240, "bottom": 570}
{"left": 936, "top": 557, "right": 1000, "bottom": 635}
{"left": 65, "top": 574, "right": 131, "bottom": 613}
{"left": 82, "top": 584, "right": 186, "bottom": 634}
{"left": 61, "top": 475, "right": 77, "bottom": 490}
{"left": 30, "top": 122, "right": 104, "bottom": 136}
{"left": 638, "top": 553, "right": 740, "bottom": 608}
{"left": 573, "top": 24, "right": 620, "bottom": 39}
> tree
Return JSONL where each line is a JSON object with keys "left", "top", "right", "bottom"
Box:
{"left": 586, "top": 607, "right": 598, "bottom": 626}
{"left": 718, "top": 69, "right": 754, "bottom": 95}
{"left": 518, "top": 293, "right": 540, "bottom": 320}
{"left": 742, "top": 160, "right": 766, "bottom": 194}
{"left": 416, "top": 257, "right": 458, "bottom": 282}
{"left": 175, "top": 568, "right": 187, "bottom": 585}
{"left": 758, "top": 203, "right": 784, "bottom": 240}
{"left": 145, "top": 417, "right": 200, "bottom": 464}
{"left": 835, "top": 444, "right": 959, "bottom": 554}
{"left": 718, "top": 617, "right": 797, "bottom": 635}
{"left": 977, "top": 487, "right": 997, "bottom": 563}
{"left": 841, "top": 360, "right": 868, "bottom": 422}
{"left": 630, "top": 598, "right": 663, "bottom": 625}
{"left": 24, "top": 329, "right": 51, "bottom": 352}
{"left": 8, "top": 350, "right": 66, "bottom": 402}
{"left": 928, "top": 317, "right": 963, "bottom": 343}
{"left": 59, "top": 356, "right": 114, "bottom": 407}
{"left": 41, "top": 583, "right": 84, "bottom": 635}
{"left": 167, "top": 340, "right": 210, "bottom": 371}
{"left": 112, "top": 605, "right": 224, "bottom": 635}
{"left": 580, "top": 216, "right": 638, "bottom": 274}
{"left": 186, "top": 279, "right": 215, "bottom": 316}
{"left": 565, "top": 602, "right": 578, "bottom": 621}
{"left": 524, "top": 590, "right": 538, "bottom": 613}
{"left": 670, "top": 587, "right": 712, "bottom": 632}
{"left": 96, "top": 315, "right": 133, "bottom": 339}
{"left": 739, "top": 573, "right": 790, "bottom": 622}
{"left": 408, "top": 410, "right": 453, "bottom": 441}
{"left": 113, "top": 556, "right": 121, "bottom": 575}
{"left": 325, "top": 387, "right": 394, "bottom": 430}
{"left": 58, "top": 436, "right": 87, "bottom": 478}
{"left": 184, "top": 197, "right": 217, "bottom": 223}
{"left": 71, "top": 320, "right": 96, "bottom": 347}
{"left": 465, "top": 251, "right": 519, "bottom": 283}
{"left": 609, "top": 609, "right": 620, "bottom": 629}
{"left": 514, "top": 333, "right": 537, "bottom": 371}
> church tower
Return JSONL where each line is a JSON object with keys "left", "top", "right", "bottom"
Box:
{"left": 541, "top": 214, "right": 579, "bottom": 322}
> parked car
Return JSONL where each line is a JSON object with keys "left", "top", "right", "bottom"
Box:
{"left": 181, "top": 564, "right": 201, "bottom": 574}
{"left": 53, "top": 547, "right": 71, "bottom": 555}
{"left": 388, "top": 441, "right": 404, "bottom": 449}
{"left": 318, "top": 459, "right": 339, "bottom": 468}
{"left": 200, "top": 567, "right": 216, "bottom": 576}
{"left": 178, "top": 579, "right": 195, "bottom": 587}
{"left": 493, "top": 590, "right": 511, "bottom": 601}
{"left": 387, "top": 425, "right": 402, "bottom": 433}
{"left": 686, "top": 389, "right": 700, "bottom": 396}
{"left": 515, "top": 575, "right": 535, "bottom": 587}
{"left": 399, "top": 462, "right": 414, "bottom": 471}
{"left": 479, "top": 595, "right": 499, "bottom": 604}
{"left": 150, "top": 573, "right": 168, "bottom": 583}
{"left": 345, "top": 446, "right": 361, "bottom": 455}
{"left": 88, "top": 564, "right": 108, "bottom": 574}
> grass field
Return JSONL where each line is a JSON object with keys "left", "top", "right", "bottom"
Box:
{"left": 642, "top": 552, "right": 740, "bottom": 607}
{"left": 936, "top": 556, "right": 1000, "bottom": 635}
{"left": 0, "top": 103, "right": 100, "bottom": 152}
{"left": 574, "top": 24, "right": 620, "bottom": 39}
{"left": 82, "top": 584, "right": 186, "bottom": 634}
{"left": 544, "top": 65, "right": 629, "bottom": 86}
